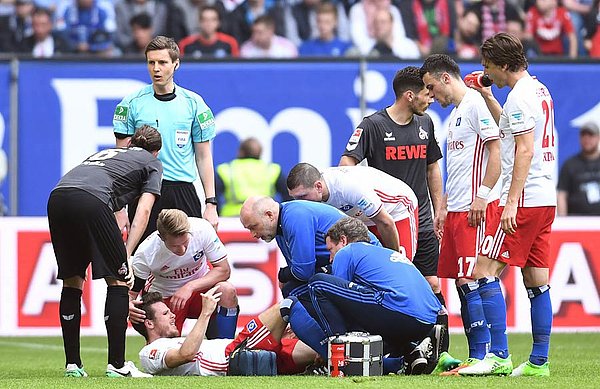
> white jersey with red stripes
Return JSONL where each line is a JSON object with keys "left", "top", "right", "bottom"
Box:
{"left": 139, "top": 337, "right": 232, "bottom": 376}
{"left": 132, "top": 218, "right": 228, "bottom": 297}
{"left": 445, "top": 89, "right": 500, "bottom": 212}
{"left": 322, "top": 166, "right": 418, "bottom": 224}
{"left": 498, "top": 75, "right": 557, "bottom": 207}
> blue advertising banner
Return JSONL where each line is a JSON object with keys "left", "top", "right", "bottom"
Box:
{"left": 16, "top": 60, "right": 600, "bottom": 215}
{"left": 0, "top": 62, "right": 9, "bottom": 215}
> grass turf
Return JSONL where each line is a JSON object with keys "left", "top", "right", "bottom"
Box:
{"left": 0, "top": 333, "right": 599, "bottom": 388}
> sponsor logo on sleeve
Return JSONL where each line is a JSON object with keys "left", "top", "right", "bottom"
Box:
{"left": 509, "top": 111, "right": 524, "bottom": 126}
{"left": 113, "top": 106, "right": 128, "bottom": 122}
{"left": 346, "top": 128, "right": 363, "bottom": 151}
{"left": 198, "top": 110, "right": 215, "bottom": 130}
{"left": 480, "top": 117, "right": 494, "bottom": 131}
{"left": 356, "top": 197, "right": 371, "bottom": 211}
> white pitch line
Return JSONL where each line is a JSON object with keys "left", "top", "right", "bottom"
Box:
{"left": 0, "top": 340, "right": 106, "bottom": 353}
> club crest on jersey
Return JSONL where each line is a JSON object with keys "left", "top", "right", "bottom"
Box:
{"left": 339, "top": 204, "right": 353, "bottom": 212}
{"left": 113, "top": 105, "right": 128, "bottom": 122}
{"left": 418, "top": 126, "right": 428, "bottom": 140}
{"left": 149, "top": 349, "right": 159, "bottom": 360}
{"left": 346, "top": 128, "right": 363, "bottom": 151}
{"left": 193, "top": 250, "right": 204, "bottom": 262}
{"left": 384, "top": 132, "right": 395, "bottom": 141}
{"left": 118, "top": 262, "right": 128, "bottom": 276}
{"left": 246, "top": 319, "right": 258, "bottom": 333}
{"left": 455, "top": 117, "right": 461, "bottom": 126}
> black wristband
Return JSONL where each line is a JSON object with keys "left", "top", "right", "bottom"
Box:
{"left": 205, "top": 196, "right": 218, "bottom": 205}
{"left": 278, "top": 267, "right": 293, "bottom": 283}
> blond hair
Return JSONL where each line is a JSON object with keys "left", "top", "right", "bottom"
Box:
{"left": 157, "top": 209, "right": 190, "bottom": 237}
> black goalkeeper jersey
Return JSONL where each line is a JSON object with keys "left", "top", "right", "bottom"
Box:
{"left": 55, "top": 147, "right": 163, "bottom": 211}
{"left": 342, "top": 108, "right": 442, "bottom": 232}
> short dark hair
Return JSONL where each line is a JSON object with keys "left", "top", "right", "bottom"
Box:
{"left": 130, "top": 125, "right": 162, "bottom": 153}
{"left": 145, "top": 35, "right": 180, "bottom": 62}
{"left": 420, "top": 54, "right": 461, "bottom": 80}
{"left": 392, "top": 66, "right": 425, "bottom": 99}
{"left": 254, "top": 14, "right": 275, "bottom": 29}
{"left": 32, "top": 6, "right": 52, "bottom": 19}
{"left": 287, "top": 163, "right": 321, "bottom": 191}
{"left": 326, "top": 217, "right": 370, "bottom": 244}
{"left": 130, "top": 12, "right": 152, "bottom": 29}
{"left": 131, "top": 291, "right": 164, "bottom": 341}
{"left": 480, "top": 32, "right": 528, "bottom": 72}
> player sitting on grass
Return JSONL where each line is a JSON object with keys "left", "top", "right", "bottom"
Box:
{"left": 135, "top": 286, "right": 320, "bottom": 376}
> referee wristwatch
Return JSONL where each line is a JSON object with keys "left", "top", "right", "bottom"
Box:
{"left": 205, "top": 196, "right": 218, "bottom": 205}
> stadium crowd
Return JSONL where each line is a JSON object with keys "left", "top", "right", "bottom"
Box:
{"left": 1, "top": 0, "right": 600, "bottom": 59}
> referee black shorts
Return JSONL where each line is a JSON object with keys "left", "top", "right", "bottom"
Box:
{"left": 413, "top": 230, "right": 440, "bottom": 277}
{"left": 47, "top": 188, "right": 128, "bottom": 281}
{"left": 129, "top": 180, "right": 203, "bottom": 243}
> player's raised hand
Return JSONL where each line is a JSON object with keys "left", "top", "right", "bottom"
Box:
{"left": 200, "top": 285, "right": 221, "bottom": 317}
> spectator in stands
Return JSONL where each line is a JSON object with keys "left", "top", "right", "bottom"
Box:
{"left": 299, "top": 1, "right": 351, "bottom": 56}
{"left": 17, "top": 6, "right": 71, "bottom": 57}
{"left": 411, "top": 0, "right": 456, "bottom": 56}
{"left": 583, "top": 0, "right": 600, "bottom": 57}
{"left": 174, "top": 0, "right": 228, "bottom": 36}
{"left": 557, "top": 122, "right": 600, "bottom": 216}
{"left": 0, "top": 0, "right": 34, "bottom": 52}
{"left": 55, "top": 0, "right": 116, "bottom": 56}
{"left": 179, "top": 5, "right": 239, "bottom": 58}
{"left": 454, "top": 9, "right": 481, "bottom": 59}
{"left": 284, "top": 0, "right": 350, "bottom": 46}
{"left": 526, "top": 0, "right": 577, "bottom": 58}
{"left": 348, "top": 0, "right": 417, "bottom": 56}
{"left": 240, "top": 14, "right": 298, "bottom": 58}
{"left": 226, "top": 0, "right": 286, "bottom": 46}
{"left": 563, "top": 0, "right": 593, "bottom": 55}
{"left": 463, "top": 0, "right": 522, "bottom": 45}
{"left": 363, "top": 7, "right": 420, "bottom": 58}
{"left": 506, "top": 17, "right": 540, "bottom": 58}
{"left": 113, "top": 0, "right": 188, "bottom": 52}
{"left": 121, "top": 12, "right": 153, "bottom": 55}
{"left": 216, "top": 137, "right": 290, "bottom": 217}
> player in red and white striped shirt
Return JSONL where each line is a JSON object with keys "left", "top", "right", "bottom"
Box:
{"left": 287, "top": 163, "right": 419, "bottom": 260}
{"left": 420, "top": 54, "right": 501, "bottom": 372}
{"left": 457, "top": 33, "right": 557, "bottom": 377}
{"left": 138, "top": 286, "right": 318, "bottom": 376}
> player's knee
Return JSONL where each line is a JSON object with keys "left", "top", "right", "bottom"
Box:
{"left": 215, "top": 281, "right": 238, "bottom": 307}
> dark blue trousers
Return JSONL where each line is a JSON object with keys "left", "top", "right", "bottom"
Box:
{"left": 308, "top": 273, "right": 432, "bottom": 355}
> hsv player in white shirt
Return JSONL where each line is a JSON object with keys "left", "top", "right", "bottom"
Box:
{"left": 137, "top": 286, "right": 318, "bottom": 376}
{"left": 420, "top": 54, "right": 501, "bottom": 373}
{"left": 457, "top": 33, "right": 557, "bottom": 377}
{"left": 286, "top": 163, "right": 419, "bottom": 259}
{"left": 129, "top": 209, "right": 239, "bottom": 338}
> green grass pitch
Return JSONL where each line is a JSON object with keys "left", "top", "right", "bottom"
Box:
{"left": 0, "top": 333, "right": 599, "bottom": 388}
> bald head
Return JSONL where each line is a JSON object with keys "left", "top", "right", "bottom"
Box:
{"left": 240, "top": 196, "right": 279, "bottom": 242}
